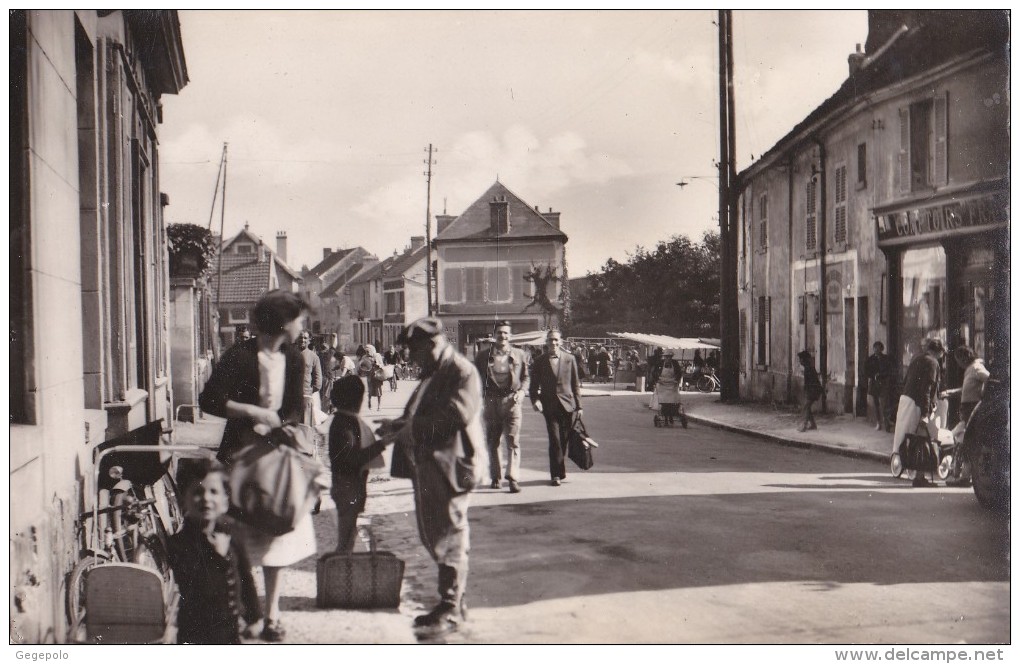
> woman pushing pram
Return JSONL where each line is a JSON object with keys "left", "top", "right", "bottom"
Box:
{"left": 652, "top": 351, "right": 688, "bottom": 428}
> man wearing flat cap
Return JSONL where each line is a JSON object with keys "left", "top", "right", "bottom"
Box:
{"left": 474, "top": 320, "right": 530, "bottom": 493}
{"left": 529, "top": 329, "right": 583, "bottom": 486}
{"left": 377, "top": 317, "right": 487, "bottom": 636}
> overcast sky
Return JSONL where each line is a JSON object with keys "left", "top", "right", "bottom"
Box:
{"left": 159, "top": 10, "right": 869, "bottom": 276}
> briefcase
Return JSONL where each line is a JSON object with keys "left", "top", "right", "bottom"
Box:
{"left": 567, "top": 414, "right": 599, "bottom": 471}
{"left": 316, "top": 531, "right": 405, "bottom": 609}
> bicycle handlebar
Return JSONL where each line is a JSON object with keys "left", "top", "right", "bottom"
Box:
{"left": 78, "top": 497, "right": 157, "bottom": 523}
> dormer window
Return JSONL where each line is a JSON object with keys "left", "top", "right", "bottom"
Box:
{"left": 489, "top": 195, "right": 510, "bottom": 235}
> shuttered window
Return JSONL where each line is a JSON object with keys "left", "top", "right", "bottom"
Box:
{"left": 443, "top": 268, "right": 463, "bottom": 302}
{"left": 806, "top": 179, "right": 817, "bottom": 250}
{"left": 465, "top": 268, "right": 485, "bottom": 302}
{"left": 755, "top": 296, "right": 771, "bottom": 369}
{"left": 933, "top": 92, "right": 948, "bottom": 186}
{"left": 759, "top": 194, "right": 768, "bottom": 250}
{"left": 486, "top": 266, "right": 511, "bottom": 302}
{"left": 834, "top": 164, "right": 848, "bottom": 244}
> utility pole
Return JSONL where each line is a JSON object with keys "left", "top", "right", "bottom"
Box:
{"left": 215, "top": 142, "right": 229, "bottom": 318}
{"left": 718, "top": 10, "right": 740, "bottom": 402}
{"left": 424, "top": 144, "right": 437, "bottom": 317}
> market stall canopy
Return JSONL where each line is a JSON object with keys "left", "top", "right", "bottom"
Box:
{"left": 608, "top": 332, "right": 719, "bottom": 351}
{"left": 510, "top": 330, "right": 548, "bottom": 346}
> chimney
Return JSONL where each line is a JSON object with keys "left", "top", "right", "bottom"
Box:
{"left": 848, "top": 43, "right": 865, "bottom": 75}
{"left": 490, "top": 195, "right": 510, "bottom": 235}
{"left": 276, "top": 231, "right": 288, "bottom": 264}
{"left": 544, "top": 207, "right": 561, "bottom": 229}
{"left": 323, "top": 248, "right": 333, "bottom": 259}
{"left": 410, "top": 236, "right": 425, "bottom": 251}
{"left": 436, "top": 214, "right": 457, "bottom": 235}
{"left": 258, "top": 240, "right": 266, "bottom": 262}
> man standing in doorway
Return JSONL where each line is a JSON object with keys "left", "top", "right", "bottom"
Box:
{"left": 530, "top": 329, "right": 583, "bottom": 486}
{"left": 865, "top": 341, "right": 893, "bottom": 431}
{"left": 474, "top": 320, "right": 530, "bottom": 493}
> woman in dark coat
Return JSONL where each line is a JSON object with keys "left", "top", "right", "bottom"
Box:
{"left": 198, "top": 289, "right": 315, "bottom": 642}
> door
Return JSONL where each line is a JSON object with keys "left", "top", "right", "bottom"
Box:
{"left": 855, "top": 297, "right": 869, "bottom": 416}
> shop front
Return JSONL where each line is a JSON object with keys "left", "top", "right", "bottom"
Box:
{"left": 875, "top": 187, "right": 1009, "bottom": 402}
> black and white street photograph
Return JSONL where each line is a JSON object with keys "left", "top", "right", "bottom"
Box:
{"left": 9, "top": 8, "right": 1011, "bottom": 657}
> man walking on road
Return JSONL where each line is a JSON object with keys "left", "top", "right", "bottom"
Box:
{"left": 378, "top": 317, "right": 487, "bottom": 637}
{"left": 475, "top": 320, "right": 530, "bottom": 493}
{"left": 530, "top": 329, "right": 583, "bottom": 486}
{"left": 298, "top": 331, "right": 322, "bottom": 425}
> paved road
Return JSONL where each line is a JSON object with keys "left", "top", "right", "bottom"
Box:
{"left": 370, "top": 385, "right": 1010, "bottom": 644}
{"left": 182, "top": 379, "right": 1008, "bottom": 644}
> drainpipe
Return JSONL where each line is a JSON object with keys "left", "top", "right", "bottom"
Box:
{"left": 787, "top": 156, "right": 795, "bottom": 403}
{"left": 814, "top": 138, "right": 828, "bottom": 412}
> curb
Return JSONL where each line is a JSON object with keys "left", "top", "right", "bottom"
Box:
{"left": 685, "top": 414, "right": 890, "bottom": 464}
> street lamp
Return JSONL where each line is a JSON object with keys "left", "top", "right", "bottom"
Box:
{"left": 676, "top": 175, "right": 720, "bottom": 190}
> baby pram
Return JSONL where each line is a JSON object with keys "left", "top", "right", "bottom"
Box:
{"left": 652, "top": 359, "right": 688, "bottom": 428}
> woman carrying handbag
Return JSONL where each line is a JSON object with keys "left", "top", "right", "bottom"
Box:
{"left": 199, "top": 289, "right": 318, "bottom": 642}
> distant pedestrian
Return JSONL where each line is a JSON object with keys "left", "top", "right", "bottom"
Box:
{"left": 945, "top": 345, "right": 990, "bottom": 487}
{"left": 328, "top": 375, "right": 392, "bottom": 552}
{"left": 298, "top": 331, "right": 322, "bottom": 426}
{"left": 168, "top": 457, "right": 261, "bottom": 644}
{"left": 797, "top": 350, "right": 822, "bottom": 432}
{"left": 865, "top": 341, "right": 893, "bottom": 431}
{"left": 475, "top": 320, "right": 530, "bottom": 493}
{"left": 360, "top": 343, "right": 385, "bottom": 410}
{"left": 891, "top": 338, "right": 945, "bottom": 487}
{"left": 377, "top": 318, "right": 487, "bottom": 637}
{"left": 530, "top": 330, "right": 583, "bottom": 486}
{"left": 318, "top": 342, "right": 339, "bottom": 413}
{"left": 335, "top": 349, "right": 356, "bottom": 378}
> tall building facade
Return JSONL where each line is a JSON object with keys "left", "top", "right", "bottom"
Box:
{"left": 434, "top": 181, "right": 569, "bottom": 355}
{"left": 735, "top": 11, "right": 1009, "bottom": 415}
{"left": 10, "top": 10, "right": 188, "bottom": 641}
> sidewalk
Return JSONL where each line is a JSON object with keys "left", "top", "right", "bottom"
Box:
{"left": 579, "top": 381, "right": 892, "bottom": 464}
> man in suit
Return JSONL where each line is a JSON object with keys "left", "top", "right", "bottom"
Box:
{"left": 474, "top": 320, "right": 530, "bottom": 493}
{"left": 529, "top": 329, "right": 583, "bottom": 486}
{"left": 378, "top": 317, "right": 487, "bottom": 636}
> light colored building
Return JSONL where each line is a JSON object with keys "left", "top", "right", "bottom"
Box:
{"left": 434, "top": 181, "right": 569, "bottom": 355}
{"left": 300, "top": 246, "right": 377, "bottom": 349}
{"left": 208, "top": 225, "right": 303, "bottom": 349}
{"left": 735, "top": 10, "right": 1008, "bottom": 415}
{"left": 10, "top": 10, "right": 188, "bottom": 642}
{"left": 350, "top": 237, "right": 429, "bottom": 349}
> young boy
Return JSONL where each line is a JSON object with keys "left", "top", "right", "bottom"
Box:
{"left": 329, "top": 375, "right": 393, "bottom": 551}
{"left": 167, "top": 457, "right": 262, "bottom": 644}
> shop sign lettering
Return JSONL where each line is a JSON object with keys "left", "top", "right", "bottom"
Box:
{"left": 875, "top": 194, "right": 1006, "bottom": 243}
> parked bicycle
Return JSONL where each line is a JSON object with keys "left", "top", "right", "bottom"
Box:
{"left": 696, "top": 366, "right": 722, "bottom": 393}
{"left": 65, "top": 419, "right": 204, "bottom": 643}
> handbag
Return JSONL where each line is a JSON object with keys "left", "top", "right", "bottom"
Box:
{"left": 567, "top": 414, "right": 598, "bottom": 470}
{"left": 229, "top": 428, "right": 330, "bottom": 536}
{"left": 316, "top": 528, "right": 405, "bottom": 609}
{"left": 389, "top": 440, "right": 415, "bottom": 479}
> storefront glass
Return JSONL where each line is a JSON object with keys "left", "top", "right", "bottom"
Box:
{"left": 900, "top": 245, "right": 947, "bottom": 374}
{"left": 956, "top": 244, "right": 995, "bottom": 363}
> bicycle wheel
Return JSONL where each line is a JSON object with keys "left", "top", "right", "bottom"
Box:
{"left": 697, "top": 376, "right": 715, "bottom": 393}
{"left": 66, "top": 555, "right": 108, "bottom": 640}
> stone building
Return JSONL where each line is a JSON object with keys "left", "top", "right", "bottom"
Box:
{"left": 300, "top": 245, "right": 377, "bottom": 351}
{"left": 350, "top": 237, "right": 429, "bottom": 350}
{"left": 735, "top": 10, "right": 1009, "bottom": 415}
{"left": 434, "top": 181, "right": 569, "bottom": 355}
{"left": 9, "top": 10, "right": 188, "bottom": 641}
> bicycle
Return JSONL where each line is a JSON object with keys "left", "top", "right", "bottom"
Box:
{"left": 66, "top": 419, "right": 203, "bottom": 643}
{"left": 696, "top": 367, "right": 722, "bottom": 393}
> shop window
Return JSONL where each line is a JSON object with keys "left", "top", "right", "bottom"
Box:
{"left": 758, "top": 194, "right": 768, "bottom": 250}
{"left": 805, "top": 178, "right": 817, "bottom": 250}
{"left": 900, "top": 246, "right": 947, "bottom": 375}
{"left": 833, "top": 164, "right": 848, "bottom": 244}
{"left": 899, "top": 95, "right": 948, "bottom": 193}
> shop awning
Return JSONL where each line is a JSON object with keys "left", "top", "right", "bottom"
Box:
{"left": 608, "top": 332, "right": 719, "bottom": 351}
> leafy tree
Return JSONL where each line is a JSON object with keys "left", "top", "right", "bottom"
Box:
{"left": 571, "top": 230, "right": 720, "bottom": 337}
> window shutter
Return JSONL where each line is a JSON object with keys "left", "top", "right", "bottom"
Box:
{"left": 898, "top": 106, "right": 911, "bottom": 193}
{"left": 806, "top": 179, "right": 817, "bottom": 250}
{"left": 443, "top": 268, "right": 462, "bottom": 302}
{"left": 765, "top": 296, "right": 772, "bottom": 367}
{"left": 934, "top": 92, "right": 948, "bottom": 187}
{"left": 834, "top": 166, "right": 848, "bottom": 244}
